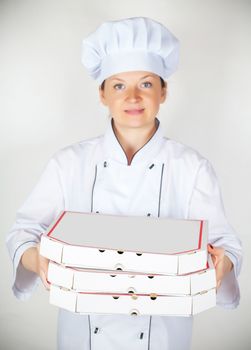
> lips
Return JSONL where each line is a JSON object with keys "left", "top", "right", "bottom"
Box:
{"left": 124, "top": 108, "right": 145, "bottom": 115}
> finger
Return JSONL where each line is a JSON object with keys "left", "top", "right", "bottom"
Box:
{"left": 214, "top": 257, "right": 225, "bottom": 292}
{"left": 207, "top": 245, "right": 218, "bottom": 267}
{"left": 207, "top": 244, "right": 214, "bottom": 253}
{"left": 210, "top": 245, "right": 225, "bottom": 257}
{"left": 40, "top": 270, "right": 50, "bottom": 291}
{"left": 40, "top": 257, "right": 49, "bottom": 274}
{"left": 208, "top": 245, "right": 225, "bottom": 268}
{"left": 207, "top": 244, "right": 225, "bottom": 255}
{"left": 216, "top": 279, "right": 222, "bottom": 291}
{"left": 207, "top": 245, "right": 219, "bottom": 266}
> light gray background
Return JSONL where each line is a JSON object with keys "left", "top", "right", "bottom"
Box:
{"left": 1, "top": 0, "right": 250, "bottom": 349}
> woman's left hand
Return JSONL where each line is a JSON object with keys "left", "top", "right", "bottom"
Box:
{"left": 207, "top": 244, "right": 233, "bottom": 290}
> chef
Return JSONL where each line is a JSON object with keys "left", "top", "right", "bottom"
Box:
{"left": 6, "top": 17, "right": 242, "bottom": 350}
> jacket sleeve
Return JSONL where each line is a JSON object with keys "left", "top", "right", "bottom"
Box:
{"left": 188, "top": 159, "right": 242, "bottom": 309}
{"left": 6, "top": 156, "right": 65, "bottom": 300}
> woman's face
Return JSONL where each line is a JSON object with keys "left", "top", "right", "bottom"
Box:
{"left": 99, "top": 71, "right": 167, "bottom": 130}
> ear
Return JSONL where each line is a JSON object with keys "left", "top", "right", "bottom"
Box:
{"left": 160, "top": 81, "right": 167, "bottom": 104}
{"left": 99, "top": 86, "right": 108, "bottom": 106}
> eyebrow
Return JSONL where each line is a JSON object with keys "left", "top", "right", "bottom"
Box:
{"left": 110, "top": 74, "right": 155, "bottom": 82}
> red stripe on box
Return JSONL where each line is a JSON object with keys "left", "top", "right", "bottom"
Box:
{"left": 46, "top": 213, "right": 205, "bottom": 255}
{"left": 198, "top": 221, "right": 203, "bottom": 249}
{"left": 47, "top": 211, "right": 66, "bottom": 237}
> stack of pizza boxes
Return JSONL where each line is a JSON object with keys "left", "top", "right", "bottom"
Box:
{"left": 40, "top": 211, "right": 216, "bottom": 316}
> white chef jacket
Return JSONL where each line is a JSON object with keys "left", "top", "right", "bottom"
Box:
{"left": 6, "top": 119, "right": 242, "bottom": 350}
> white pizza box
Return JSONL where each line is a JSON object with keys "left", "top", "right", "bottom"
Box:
{"left": 40, "top": 211, "right": 208, "bottom": 275}
{"left": 47, "top": 256, "right": 216, "bottom": 295}
{"left": 49, "top": 284, "right": 216, "bottom": 316}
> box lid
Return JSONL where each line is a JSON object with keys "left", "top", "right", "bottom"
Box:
{"left": 45, "top": 211, "right": 207, "bottom": 255}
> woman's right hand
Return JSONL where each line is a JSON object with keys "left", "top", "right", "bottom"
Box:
{"left": 36, "top": 244, "right": 50, "bottom": 290}
{"left": 21, "top": 245, "right": 50, "bottom": 290}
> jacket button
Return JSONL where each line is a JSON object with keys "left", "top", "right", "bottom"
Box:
{"left": 94, "top": 327, "right": 101, "bottom": 334}
{"left": 139, "top": 332, "right": 144, "bottom": 339}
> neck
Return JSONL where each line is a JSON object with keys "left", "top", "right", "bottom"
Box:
{"left": 112, "top": 119, "right": 158, "bottom": 165}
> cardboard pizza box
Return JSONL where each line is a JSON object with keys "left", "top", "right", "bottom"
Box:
{"left": 40, "top": 211, "right": 208, "bottom": 275}
{"left": 47, "top": 257, "right": 216, "bottom": 295}
{"left": 49, "top": 284, "right": 216, "bottom": 316}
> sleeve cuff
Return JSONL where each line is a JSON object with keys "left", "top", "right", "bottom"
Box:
{"left": 12, "top": 241, "right": 40, "bottom": 300}
{"left": 225, "top": 249, "right": 240, "bottom": 278}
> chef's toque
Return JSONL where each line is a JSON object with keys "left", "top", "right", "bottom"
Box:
{"left": 81, "top": 17, "right": 179, "bottom": 84}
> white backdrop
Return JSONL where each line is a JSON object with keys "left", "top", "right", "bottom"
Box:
{"left": 1, "top": 0, "right": 251, "bottom": 349}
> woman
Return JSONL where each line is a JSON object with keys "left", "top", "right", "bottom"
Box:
{"left": 6, "top": 17, "right": 242, "bottom": 350}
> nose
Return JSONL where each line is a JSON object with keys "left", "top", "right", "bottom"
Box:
{"left": 125, "top": 86, "right": 141, "bottom": 103}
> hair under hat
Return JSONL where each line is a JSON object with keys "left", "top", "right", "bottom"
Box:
{"left": 81, "top": 17, "right": 179, "bottom": 84}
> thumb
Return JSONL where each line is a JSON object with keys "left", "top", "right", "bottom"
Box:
{"left": 207, "top": 244, "right": 215, "bottom": 253}
{"left": 207, "top": 244, "right": 218, "bottom": 267}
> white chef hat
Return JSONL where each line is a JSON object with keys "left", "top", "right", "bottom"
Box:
{"left": 81, "top": 17, "right": 179, "bottom": 84}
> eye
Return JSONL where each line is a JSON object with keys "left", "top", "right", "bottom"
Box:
{"left": 141, "top": 81, "right": 152, "bottom": 88}
{"left": 114, "top": 83, "right": 125, "bottom": 90}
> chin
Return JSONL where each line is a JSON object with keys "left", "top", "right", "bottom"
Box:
{"left": 113, "top": 114, "right": 155, "bottom": 129}
{"left": 122, "top": 119, "right": 149, "bottom": 129}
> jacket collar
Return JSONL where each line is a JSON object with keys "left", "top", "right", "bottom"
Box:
{"left": 102, "top": 118, "right": 165, "bottom": 165}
